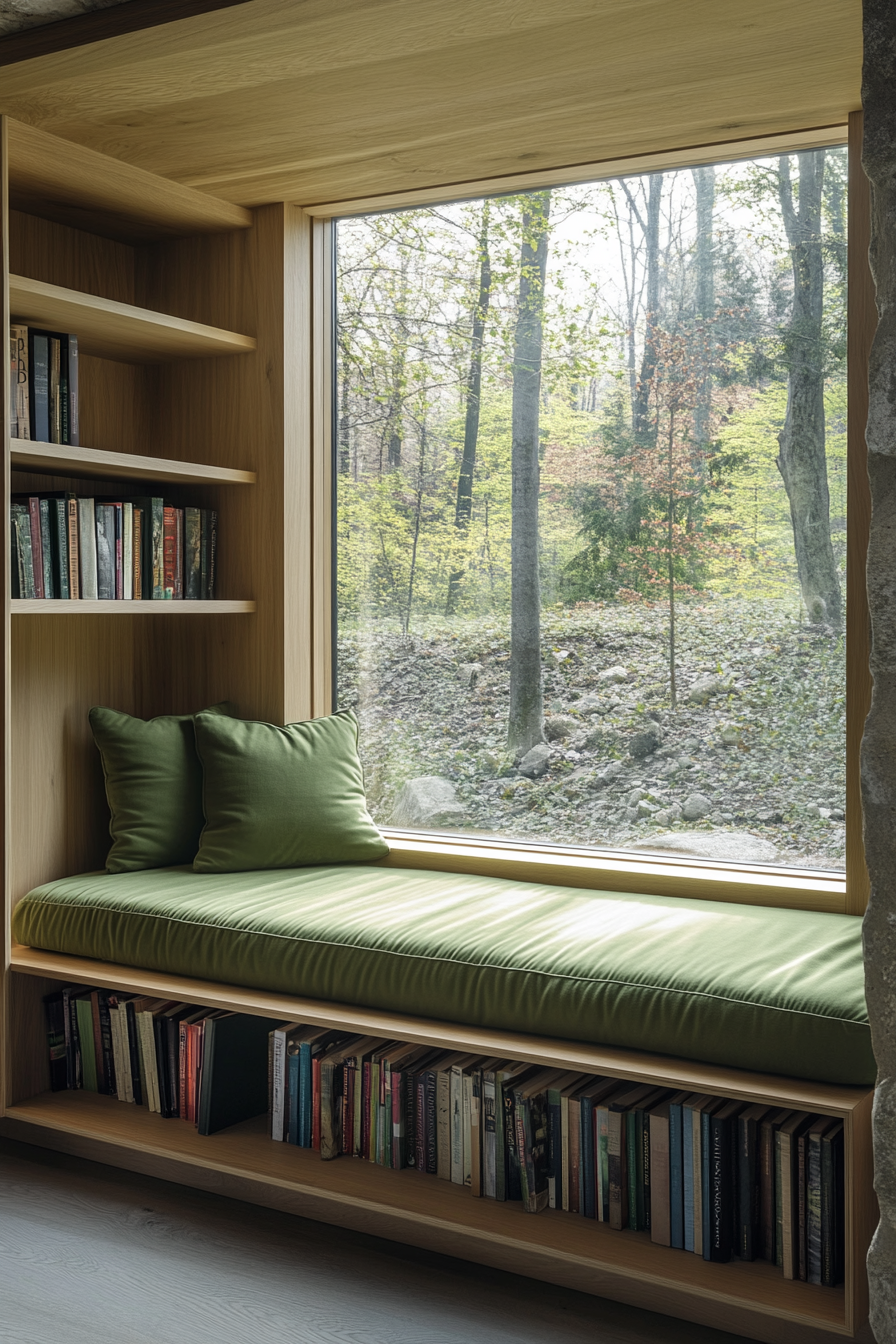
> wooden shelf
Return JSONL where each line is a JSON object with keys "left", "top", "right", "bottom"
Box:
{"left": 7, "top": 946, "right": 868, "bottom": 1117}
{"left": 7, "top": 119, "right": 253, "bottom": 245}
{"left": 10, "top": 600, "right": 255, "bottom": 615}
{"left": 4, "top": 1089, "right": 847, "bottom": 1336}
{"left": 11, "top": 439, "right": 256, "bottom": 486}
{"left": 9, "top": 275, "right": 256, "bottom": 364}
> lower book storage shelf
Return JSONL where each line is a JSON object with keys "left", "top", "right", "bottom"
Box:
{"left": 2, "top": 1084, "right": 857, "bottom": 1344}
{"left": 3, "top": 951, "right": 874, "bottom": 1344}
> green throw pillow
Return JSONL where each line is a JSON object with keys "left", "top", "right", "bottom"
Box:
{"left": 192, "top": 709, "right": 388, "bottom": 872}
{"left": 90, "top": 703, "right": 233, "bottom": 873}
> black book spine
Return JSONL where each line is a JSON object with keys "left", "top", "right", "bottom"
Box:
{"left": 97, "top": 991, "right": 116, "bottom": 1097}
{"left": 29, "top": 331, "right": 49, "bottom": 443}
{"left": 425, "top": 1071, "right": 438, "bottom": 1175}
{"left": 125, "top": 1001, "right": 143, "bottom": 1107}
{"left": 166, "top": 1018, "right": 180, "bottom": 1120}
{"left": 43, "top": 992, "right": 67, "bottom": 1092}
{"left": 641, "top": 1107, "right": 652, "bottom": 1231}
{"left": 52, "top": 499, "right": 69, "bottom": 599}
{"left": 503, "top": 1084, "right": 522, "bottom": 1202}
{"left": 710, "top": 1112, "right": 733, "bottom": 1262}
{"left": 60, "top": 337, "right": 69, "bottom": 445}
{"left": 738, "top": 1115, "right": 757, "bottom": 1260}
{"left": 153, "top": 1017, "right": 169, "bottom": 1116}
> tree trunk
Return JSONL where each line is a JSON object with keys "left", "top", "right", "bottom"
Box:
{"left": 508, "top": 190, "right": 551, "bottom": 757}
{"left": 692, "top": 164, "right": 715, "bottom": 459}
{"left": 402, "top": 420, "right": 427, "bottom": 638}
{"left": 446, "top": 203, "right": 491, "bottom": 614}
{"left": 775, "top": 152, "right": 843, "bottom": 625}
{"left": 632, "top": 174, "right": 663, "bottom": 443}
{"left": 385, "top": 249, "right": 410, "bottom": 470}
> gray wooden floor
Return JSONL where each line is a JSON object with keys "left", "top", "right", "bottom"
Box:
{"left": 0, "top": 1137, "right": 746, "bottom": 1344}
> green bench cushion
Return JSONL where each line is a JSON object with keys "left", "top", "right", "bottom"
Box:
{"left": 12, "top": 865, "right": 874, "bottom": 1086}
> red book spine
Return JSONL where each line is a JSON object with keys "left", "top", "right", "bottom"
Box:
{"left": 28, "top": 497, "right": 44, "bottom": 599}
{"left": 312, "top": 1057, "right": 322, "bottom": 1151}
{"left": 174, "top": 508, "right": 184, "bottom": 599}
{"left": 163, "top": 506, "right": 177, "bottom": 598}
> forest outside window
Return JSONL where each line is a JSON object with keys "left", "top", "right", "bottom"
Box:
{"left": 334, "top": 146, "right": 848, "bottom": 875}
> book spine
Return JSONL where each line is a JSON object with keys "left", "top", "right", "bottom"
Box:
{"left": 9, "top": 508, "right": 21, "bottom": 599}
{"left": 154, "top": 1017, "right": 170, "bottom": 1117}
{"left": 109, "top": 1004, "right": 125, "bottom": 1101}
{"left": 759, "top": 1119, "right": 775, "bottom": 1261}
{"left": 162, "top": 506, "right": 177, "bottom": 598}
{"left": 607, "top": 1109, "right": 624, "bottom": 1230}
{"left": 62, "top": 986, "right": 81, "bottom": 1089}
{"left": 68, "top": 333, "right": 79, "bottom": 445}
{"left": 90, "top": 992, "right": 106, "bottom": 1094}
{"left": 300, "top": 1042, "right": 313, "bottom": 1148}
{"left": 514, "top": 1095, "right": 531, "bottom": 1211}
{"left": 174, "top": 508, "right": 184, "bottom": 599}
{"left": 60, "top": 336, "right": 69, "bottom": 444}
{"left": 547, "top": 1090, "right": 561, "bottom": 1211}
{"left": 738, "top": 1115, "right": 755, "bottom": 1261}
{"left": 49, "top": 337, "right": 61, "bottom": 443}
{"left": 124, "top": 1005, "right": 142, "bottom": 1107}
{"left": 28, "top": 497, "right": 44, "bottom": 599}
{"left": 115, "top": 504, "right": 123, "bottom": 600}
{"left": 152, "top": 498, "right": 164, "bottom": 598}
{"left": 415, "top": 1073, "right": 426, "bottom": 1173}
{"left": 425, "top": 1071, "right": 438, "bottom": 1175}
{"left": 649, "top": 1113, "right": 671, "bottom": 1246}
{"left": 271, "top": 1031, "right": 286, "bottom": 1140}
{"left": 133, "top": 508, "right": 143, "bottom": 598}
{"left": 462, "top": 1072, "right": 473, "bottom": 1187}
{"left": 597, "top": 1106, "right": 610, "bottom": 1222}
{"left": 404, "top": 1067, "right": 416, "bottom": 1169}
{"left": 709, "top": 1112, "right": 732, "bottom": 1263}
{"left": 185, "top": 506, "right": 202, "bottom": 599}
{"left": 97, "top": 993, "right": 116, "bottom": 1099}
{"left": 75, "top": 999, "right": 97, "bottom": 1092}
{"left": 342, "top": 1059, "right": 354, "bottom": 1155}
{"left": 471, "top": 1072, "right": 482, "bottom": 1192}
{"left": 683, "top": 1106, "right": 695, "bottom": 1252}
{"left": 288, "top": 1050, "right": 300, "bottom": 1145}
{"left": 178, "top": 1020, "right": 188, "bottom": 1117}
{"left": 390, "top": 1069, "right": 404, "bottom": 1170}
{"left": 29, "top": 331, "right": 49, "bottom": 443}
{"left": 78, "top": 498, "right": 97, "bottom": 600}
{"left": 807, "top": 1132, "right": 823, "bottom": 1284}
{"left": 780, "top": 1132, "right": 796, "bottom": 1279}
{"left": 670, "top": 1100, "right": 684, "bottom": 1250}
{"left": 13, "top": 506, "right": 33, "bottom": 597}
{"left": 208, "top": 510, "right": 217, "bottom": 598}
{"left": 798, "top": 1132, "right": 809, "bottom": 1281}
{"left": 360, "top": 1060, "right": 371, "bottom": 1160}
{"left": 53, "top": 499, "right": 69, "bottom": 599}
{"left": 11, "top": 325, "right": 30, "bottom": 439}
{"left": 494, "top": 1076, "right": 507, "bottom": 1201}
{"left": 43, "top": 994, "right": 67, "bottom": 1092}
{"left": 692, "top": 1106, "right": 703, "bottom": 1256}
{"left": 39, "top": 499, "right": 54, "bottom": 598}
{"left": 503, "top": 1082, "right": 521, "bottom": 1201}
{"left": 318, "top": 1062, "right": 338, "bottom": 1160}
{"left": 435, "top": 1069, "right": 450, "bottom": 1178}
{"left": 450, "top": 1067, "right": 464, "bottom": 1184}
{"left": 625, "top": 1109, "right": 639, "bottom": 1228}
{"left": 582, "top": 1098, "right": 596, "bottom": 1219}
{"left": 66, "top": 496, "right": 80, "bottom": 598}
{"left": 483, "top": 1073, "right": 496, "bottom": 1197}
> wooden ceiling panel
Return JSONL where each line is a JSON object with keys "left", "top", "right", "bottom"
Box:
{"left": 0, "top": 0, "right": 860, "bottom": 208}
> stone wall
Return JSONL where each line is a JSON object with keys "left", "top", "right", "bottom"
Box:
{"left": 861, "top": 2, "right": 896, "bottom": 1340}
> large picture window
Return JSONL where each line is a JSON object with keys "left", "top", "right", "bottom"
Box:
{"left": 334, "top": 146, "right": 848, "bottom": 873}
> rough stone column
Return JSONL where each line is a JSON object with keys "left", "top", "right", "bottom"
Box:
{"left": 862, "top": 3, "right": 896, "bottom": 1340}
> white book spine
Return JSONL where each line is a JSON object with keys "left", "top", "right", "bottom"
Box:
{"left": 123, "top": 503, "right": 134, "bottom": 601}
{"left": 77, "top": 498, "right": 98, "bottom": 600}
{"left": 450, "top": 1066, "right": 464, "bottom": 1185}
{"left": 462, "top": 1073, "right": 472, "bottom": 1187}
{"left": 272, "top": 1029, "right": 286, "bottom": 1140}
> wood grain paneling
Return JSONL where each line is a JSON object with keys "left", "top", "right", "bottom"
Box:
{"left": 845, "top": 112, "right": 875, "bottom": 916}
{"left": 0, "top": 0, "right": 861, "bottom": 208}
{"left": 11, "top": 439, "right": 256, "bottom": 485}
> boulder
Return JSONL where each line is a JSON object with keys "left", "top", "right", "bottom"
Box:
{"left": 681, "top": 792, "right": 713, "bottom": 821}
{"left": 627, "top": 830, "right": 779, "bottom": 864}
{"left": 545, "top": 714, "right": 578, "bottom": 741}
{"left": 456, "top": 662, "right": 483, "bottom": 687}
{"left": 518, "top": 743, "right": 552, "bottom": 778}
{"left": 718, "top": 722, "right": 742, "bottom": 747}
{"left": 576, "top": 693, "right": 603, "bottom": 713}
{"left": 598, "top": 665, "right": 629, "bottom": 684}
{"left": 687, "top": 674, "right": 731, "bottom": 704}
{"left": 390, "top": 776, "right": 465, "bottom": 828}
{"left": 628, "top": 727, "right": 661, "bottom": 758}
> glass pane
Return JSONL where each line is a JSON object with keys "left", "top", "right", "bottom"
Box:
{"left": 335, "top": 147, "right": 847, "bottom": 872}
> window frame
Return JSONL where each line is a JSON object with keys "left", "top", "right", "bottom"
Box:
{"left": 308, "top": 118, "right": 873, "bottom": 917}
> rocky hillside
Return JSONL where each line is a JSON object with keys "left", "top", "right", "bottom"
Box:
{"left": 338, "top": 597, "right": 846, "bottom": 872}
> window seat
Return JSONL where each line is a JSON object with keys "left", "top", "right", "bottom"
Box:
{"left": 11, "top": 864, "right": 874, "bottom": 1087}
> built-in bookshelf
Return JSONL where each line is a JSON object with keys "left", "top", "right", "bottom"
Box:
{"left": 0, "top": 117, "right": 874, "bottom": 1344}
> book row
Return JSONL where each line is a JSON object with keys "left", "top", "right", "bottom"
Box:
{"left": 45, "top": 989, "right": 845, "bottom": 1288}
{"left": 9, "top": 324, "right": 79, "bottom": 445}
{"left": 11, "top": 494, "right": 217, "bottom": 600}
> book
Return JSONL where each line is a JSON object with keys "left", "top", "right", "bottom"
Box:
{"left": 736, "top": 1103, "right": 770, "bottom": 1261}
{"left": 821, "top": 1120, "right": 844, "bottom": 1287}
{"left": 683, "top": 1093, "right": 712, "bottom": 1253}
{"left": 49, "top": 336, "right": 61, "bottom": 443}
{"left": 133, "top": 507, "right": 143, "bottom": 598}
{"left": 709, "top": 1099, "right": 743, "bottom": 1263}
{"left": 807, "top": 1116, "right": 835, "bottom": 1284}
{"left": 28, "top": 330, "right": 49, "bottom": 443}
{"left": 51, "top": 498, "right": 70, "bottom": 599}
{"left": 175, "top": 507, "right": 184, "bottom": 599}
{"left": 12, "top": 504, "right": 33, "bottom": 598}
{"left": 514, "top": 1069, "right": 565, "bottom": 1214}
{"left": 470, "top": 1068, "right": 482, "bottom": 1194}
{"left": 163, "top": 506, "right": 177, "bottom": 598}
{"left": 207, "top": 509, "right": 218, "bottom": 598}
{"left": 776, "top": 1111, "right": 812, "bottom": 1278}
{"left": 318, "top": 1034, "right": 362, "bottom": 1160}
{"left": 95, "top": 503, "right": 115, "bottom": 600}
{"left": 607, "top": 1082, "right": 660, "bottom": 1231}
{"left": 197, "top": 1014, "right": 283, "bottom": 1135}
{"left": 546, "top": 1070, "right": 580, "bottom": 1211}
{"left": 123, "top": 503, "right": 134, "bottom": 602}
{"left": 483, "top": 1066, "right": 498, "bottom": 1197}
{"left": 39, "top": 499, "right": 54, "bottom": 598}
{"left": 577, "top": 1076, "right": 620, "bottom": 1220}
{"left": 186, "top": 506, "right": 202, "bottom": 599}
{"left": 10, "top": 324, "right": 30, "bottom": 438}
{"left": 271, "top": 1021, "right": 304, "bottom": 1141}
{"left": 67, "top": 333, "right": 79, "bottom": 445}
{"left": 649, "top": 1100, "right": 672, "bottom": 1246}
{"left": 759, "top": 1108, "right": 791, "bottom": 1262}
{"left": 78, "top": 498, "right": 98, "bottom": 599}
{"left": 74, "top": 995, "right": 98, "bottom": 1092}
{"left": 66, "top": 494, "right": 80, "bottom": 598}
{"left": 669, "top": 1089, "right": 690, "bottom": 1249}
{"left": 28, "top": 496, "right": 44, "bottom": 599}
{"left": 43, "top": 992, "right": 67, "bottom": 1091}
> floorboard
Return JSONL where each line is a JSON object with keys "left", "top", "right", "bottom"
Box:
{"left": 0, "top": 1137, "right": 748, "bottom": 1344}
